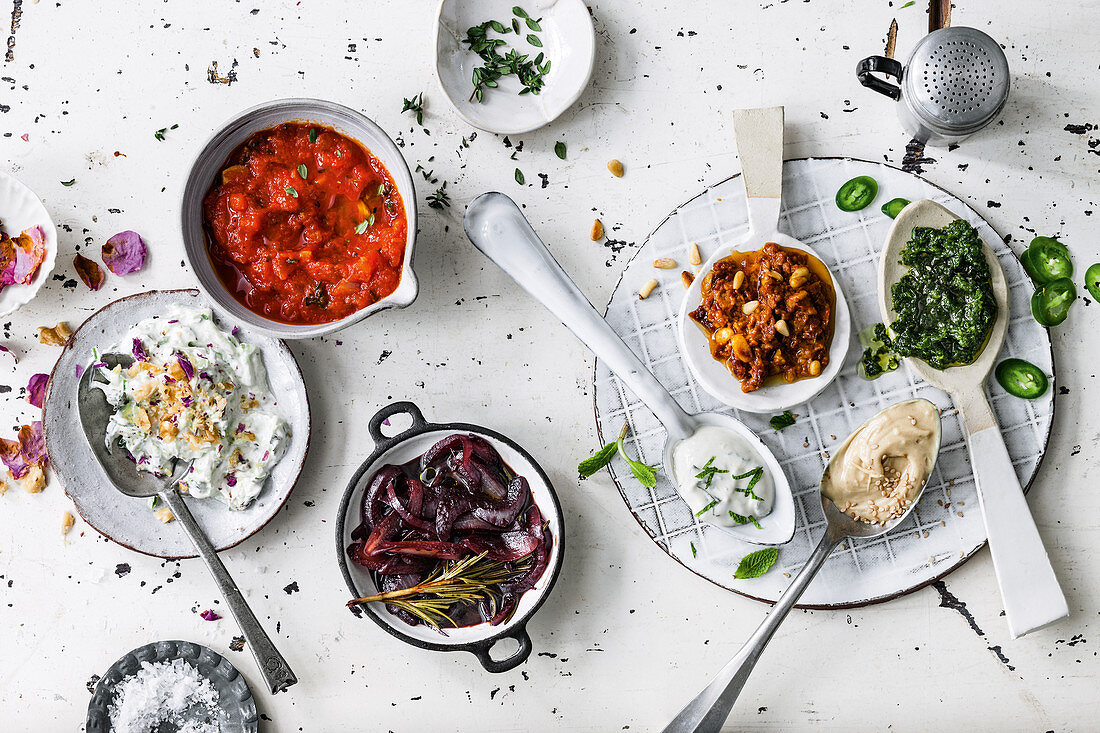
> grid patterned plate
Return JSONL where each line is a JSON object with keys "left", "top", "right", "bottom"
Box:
{"left": 593, "top": 157, "right": 1055, "bottom": 608}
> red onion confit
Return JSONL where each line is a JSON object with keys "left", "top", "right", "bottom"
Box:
{"left": 348, "top": 433, "right": 551, "bottom": 629}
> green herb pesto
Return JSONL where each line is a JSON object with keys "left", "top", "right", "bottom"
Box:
{"left": 889, "top": 219, "right": 997, "bottom": 370}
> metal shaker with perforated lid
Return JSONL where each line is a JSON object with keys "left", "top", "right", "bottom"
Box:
{"left": 857, "top": 27, "right": 1010, "bottom": 146}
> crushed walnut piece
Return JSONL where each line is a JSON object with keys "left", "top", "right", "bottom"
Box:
{"left": 37, "top": 322, "right": 73, "bottom": 346}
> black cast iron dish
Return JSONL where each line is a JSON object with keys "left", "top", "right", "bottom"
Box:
{"left": 336, "top": 401, "right": 565, "bottom": 673}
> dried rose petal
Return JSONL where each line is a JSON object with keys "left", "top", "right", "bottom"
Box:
{"left": 19, "top": 422, "right": 46, "bottom": 466}
{"left": 102, "top": 230, "right": 147, "bottom": 275}
{"left": 0, "top": 421, "right": 46, "bottom": 479}
{"left": 74, "top": 364, "right": 84, "bottom": 379}
{"left": 200, "top": 609, "right": 222, "bottom": 621}
{"left": 176, "top": 353, "right": 194, "bottom": 380}
{"left": 0, "top": 225, "right": 47, "bottom": 287}
{"left": 74, "top": 254, "right": 105, "bottom": 291}
{"left": 26, "top": 373, "right": 48, "bottom": 408}
{"left": 0, "top": 344, "right": 16, "bottom": 363}
{"left": 132, "top": 338, "right": 149, "bottom": 361}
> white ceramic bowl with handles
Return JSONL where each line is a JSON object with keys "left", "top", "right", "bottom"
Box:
{"left": 180, "top": 98, "right": 419, "bottom": 339}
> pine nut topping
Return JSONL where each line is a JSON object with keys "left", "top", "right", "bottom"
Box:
{"left": 775, "top": 319, "right": 790, "bottom": 337}
{"left": 681, "top": 271, "right": 694, "bottom": 288}
{"left": 742, "top": 300, "right": 759, "bottom": 314}
{"left": 732, "top": 270, "right": 745, "bottom": 290}
{"left": 590, "top": 219, "right": 604, "bottom": 241}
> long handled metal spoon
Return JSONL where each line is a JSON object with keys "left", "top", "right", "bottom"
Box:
{"left": 464, "top": 192, "right": 795, "bottom": 545}
{"left": 661, "top": 400, "right": 941, "bottom": 733}
{"left": 78, "top": 353, "right": 297, "bottom": 694}
{"left": 880, "top": 200, "right": 1067, "bottom": 638}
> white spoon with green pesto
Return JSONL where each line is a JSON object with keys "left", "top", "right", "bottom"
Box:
{"left": 464, "top": 192, "right": 794, "bottom": 544}
{"left": 879, "top": 199, "right": 1067, "bottom": 638}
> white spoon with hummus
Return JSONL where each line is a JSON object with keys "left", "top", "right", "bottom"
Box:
{"left": 662, "top": 399, "right": 941, "bottom": 733}
{"left": 464, "top": 192, "right": 795, "bottom": 544}
{"left": 879, "top": 199, "right": 1067, "bottom": 638}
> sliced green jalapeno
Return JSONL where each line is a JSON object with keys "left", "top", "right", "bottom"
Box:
{"left": 995, "top": 358, "right": 1049, "bottom": 399}
{"left": 1030, "top": 277, "right": 1076, "bottom": 326}
{"left": 835, "top": 176, "right": 878, "bottom": 212}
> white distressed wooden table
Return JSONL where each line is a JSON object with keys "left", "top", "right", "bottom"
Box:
{"left": 1, "top": 1, "right": 1097, "bottom": 730}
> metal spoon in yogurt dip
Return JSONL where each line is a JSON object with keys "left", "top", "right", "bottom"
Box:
{"left": 464, "top": 192, "right": 794, "bottom": 545}
{"left": 661, "top": 399, "right": 940, "bottom": 733}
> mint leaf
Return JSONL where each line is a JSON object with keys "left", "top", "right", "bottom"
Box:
{"left": 554, "top": 141, "right": 567, "bottom": 160}
{"left": 695, "top": 499, "right": 718, "bottom": 517}
{"left": 578, "top": 442, "right": 616, "bottom": 478}
{"left": 616, "top": 439, "right": 657, "bottom": 488}
{"left": 769, "top": 411, "right": 796, "bottom": 430}
{"left": 734, "top": 547, "right": 778, "bottom": 579}
{"left": 729, "top": 511, "right": 762, "bottom": 529}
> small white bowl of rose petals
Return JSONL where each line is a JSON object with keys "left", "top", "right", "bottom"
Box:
{"left": 0, "top": 171, "right": 58, "bottom": 317}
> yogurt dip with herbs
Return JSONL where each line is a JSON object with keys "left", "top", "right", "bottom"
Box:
{"left": 672, "top": 426, "right": 774, "bottom": 527}
{"left": 92, "top": 306, "right": 288, "bottom": 510}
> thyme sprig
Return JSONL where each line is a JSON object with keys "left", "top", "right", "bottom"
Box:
{"left": 426, "top": 181, "right": 451, "bottom": 210}
{"left": 462, "top": 6, "right": 551, "bottom": 103}
{"left": 401, "top": 92, "right": 425, "bottom": 126}
{"left": 347, "top": 552, "right": 534, "bottom": 630}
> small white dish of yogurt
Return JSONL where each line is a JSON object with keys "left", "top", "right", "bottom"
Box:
{"left": 92, "top": 305, "right": 288, "bottom": 511}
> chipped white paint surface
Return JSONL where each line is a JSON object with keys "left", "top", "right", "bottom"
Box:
{"left": 1, "top": 1, "right": 1098, "bottom": 730}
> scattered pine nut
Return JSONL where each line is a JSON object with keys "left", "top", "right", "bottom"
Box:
{"left": 607, "top": 159, "right": 624, "bottom": 178}
{"left": 61, "top": 511, "right": 75, "bottom": 535}
{"left": 732, "top": 270, "right": 745, "bottom": 290}
{"left": 689, "top": 243, "right": 702, "bottom": 266}
{"left": 590, "top": 219, "right": 604, "bottom": 241}
{"left": 638, "top": 278, "right": 658, "bottom": 299}
{"left": 155, "top": 506, "right": 176, "bottom": 524}
{"left": 775, "top": 319, "right": 790, "bottom": 337}
{"left": 653, "top": 258, "right": 677, "bottom": 269}
{"left": 22, "top": 465, "right": 45, "bottom": 493}
{"left": 38, "top": 322, "right": 73, "bottom": 346}
{"left": 681, "top": 271, "right": 694, "bottom": 288}
{"left": 742, "top": 300, "right": 759, "bottom": 314}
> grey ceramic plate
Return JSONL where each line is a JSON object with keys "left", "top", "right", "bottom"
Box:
{"left": 43, "top": 289, "right": 310, "bottom": 559}
{"left": 87, "top": 639, "right": 257, "bottom": 733}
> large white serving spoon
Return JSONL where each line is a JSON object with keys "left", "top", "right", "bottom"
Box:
{"left": 464, "top": 192, "right": 795, "bottom": 545}
{"left": 879, "top": 199, "right": 1067, "bottom": 638}
{"left": 678, "top": 106, "right": 851, "bottom": 413}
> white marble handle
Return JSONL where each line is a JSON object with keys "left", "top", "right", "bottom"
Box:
{"left": 731, "top": 107, "right": 783, "bottom": 236}
{"left": 961, "top": 396, "right": 1068, "bottom": 638}
{"left": 464, "top": 192, "right": 696, "bottom": 441}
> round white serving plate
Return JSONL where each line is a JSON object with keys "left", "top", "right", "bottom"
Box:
{"left": 0, "top": 170, "right": 58, "bottom": 317}
{"left": 43, "top": 289, "right": 311, "bottom": 559}
{"left": 434, "top": 0, "right": 595, "bottom": 134}
{"left": 593, "top": 157, "right": 1055, "bottom": 608}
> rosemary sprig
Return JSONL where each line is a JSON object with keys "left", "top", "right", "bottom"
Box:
{"left": 347, "top": 552, "right": 534, "bottom": 630}
{"left": 426, "top": 181, "right": 451, "bottom": 210}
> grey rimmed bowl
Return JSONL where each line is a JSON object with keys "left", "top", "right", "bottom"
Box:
{"left": 180, "top": 98, "right": 419, "bottom": 339}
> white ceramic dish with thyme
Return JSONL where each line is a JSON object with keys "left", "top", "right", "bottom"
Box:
{"left": 434, "top": 0, "right": 595, "bottom": 135}
{"left": 0, "top": 171, "right": 58, "bottom": 317}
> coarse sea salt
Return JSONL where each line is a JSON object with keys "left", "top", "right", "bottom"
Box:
{"left": 108, "top": 657, "right": 222, "bottom": 732}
